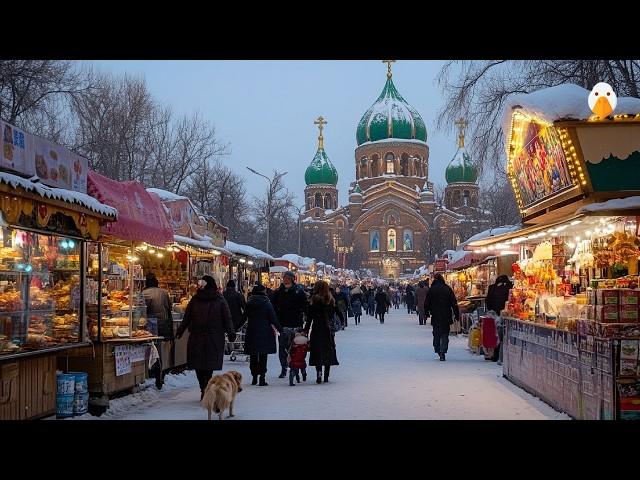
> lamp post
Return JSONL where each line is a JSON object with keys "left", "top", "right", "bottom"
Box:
{"left": 246, "top": 167, "right": 287, "bottom": 255}
{"left": 294, "top": 204, "right": 305, "bottom": 256}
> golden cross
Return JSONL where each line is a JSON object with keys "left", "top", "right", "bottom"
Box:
{"left": 382, "top": 60, "right": 395, "bottom": 79}
{"left": 454, "top": 118, "right": 467, "bottom": 147}
{"left": 314, "top": 116, "right": 327, "bottom": 148}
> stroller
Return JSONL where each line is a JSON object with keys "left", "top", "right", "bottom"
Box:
{"left": 226, "top": 322, "right": 249, "bottom": 362}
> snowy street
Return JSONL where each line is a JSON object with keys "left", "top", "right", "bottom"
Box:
{"left": 73, "top": 309, "right": 569, "bottom": 420}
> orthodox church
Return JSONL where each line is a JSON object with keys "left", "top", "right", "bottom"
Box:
{"left": 300, "top": 61, "right": 489, "bottom": 279}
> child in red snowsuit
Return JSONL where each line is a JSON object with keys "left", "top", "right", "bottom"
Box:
{"left": 288, "top": 330, "right": 309, "bottom": 386}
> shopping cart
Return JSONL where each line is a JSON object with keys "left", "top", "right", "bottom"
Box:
{"left": 226, "top": 322, "right": 249, "bottom": 362}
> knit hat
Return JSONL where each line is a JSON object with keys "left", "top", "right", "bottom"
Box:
{"left": 202, "top": 275, "right": 216, "bottom": 290}
{"left": 283, "top": 271, "right": 296, "bottom": 280}
{"left": 252, "top": 284, "right": 266, "bottom": 295}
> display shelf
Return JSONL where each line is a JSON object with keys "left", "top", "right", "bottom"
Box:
{"left": 0, "top": 310, "right": 27, "bottom": 316}
{"left": 0, "top": 270, "right": 52, "bottom": 276}
{"left": 102, "top": 336, "right": 163, "bottom": 343}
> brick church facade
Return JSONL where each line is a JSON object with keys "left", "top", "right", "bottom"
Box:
{"left": 301, "top": 63, "right": 489, "bottom": 279}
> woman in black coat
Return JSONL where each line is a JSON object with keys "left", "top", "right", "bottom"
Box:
{"left": 304, "top": 281, "right": 343, "bottom": 384}
{"left": 176, "top": 275, "right": 235, "bottom": 399}
{"left": 375, "top": 287, "right": 391, "bottom": 324}
{"left": 245, "top": 284, "right": 282, "bottom": 386}
{"left": 405, "top": 286, "right": 416, "bottom": 314}
{"left": 424, "top": 274, "right": 460, "bottom": 361}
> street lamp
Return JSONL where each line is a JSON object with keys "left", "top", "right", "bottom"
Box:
{"left": 246, "top": 167, "right": 287, "bottom": 255}
{"left": 294, "top": 204, "right": 305, "bottom": 255}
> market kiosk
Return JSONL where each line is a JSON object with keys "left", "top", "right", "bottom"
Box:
{"left": 466, "top": 84, "right": 640, "bottom": 419}
{"left": 0, "top": 119, "right": 116, "bottom": 419}
{"left": 58, "top": 172, "right": 174, "bottom": 408}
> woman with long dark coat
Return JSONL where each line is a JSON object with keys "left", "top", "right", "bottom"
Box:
{"left": 375, "top": 287, "right": 391, "bottom": 323}
{"left": 176, "top": 275, "right": 235, "bottom": 400}
{"left": 304, "top": 281, "right": 343, "bottom": 384}
{"left": 244, "top": 284, "right": 282, "bottom": 386}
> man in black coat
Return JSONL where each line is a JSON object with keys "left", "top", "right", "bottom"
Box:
{"left": 486, "top": 275, "right": 514, "bottom": 363}
{"left": 424, "top": 274, "right": 460, "bottom": 361}
{"left": 272, "top": 271, "right": 308, "bottom": 378}
{"left": 223, "top": 279, "right": 247, "bottom": 332}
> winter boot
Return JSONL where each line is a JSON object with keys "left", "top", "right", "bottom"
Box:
{"left": 289, "top": 370, "right": 295, "bottom": 386}
{"left": 302, "top": 370, "right": 307, "bottom": 382}
{"left": 259, "top": 375, "right": 268, "bottom": 386}
{"left": 316, "top": 372, "right": 322, "bottom": 384}
{"left": 278, "top": 367, "right": 287, "bottom": 379}
{"left": 323, "top": 366, "right": 330, "bottom": 383}
{"left": 296, "top": 372, "right": 301, "bottom": 383}
{"left": 251, "top": 375, "right": 258, "bottom": 385}
{"left": 439, "top": 353, "right": 446, "bottom": 361}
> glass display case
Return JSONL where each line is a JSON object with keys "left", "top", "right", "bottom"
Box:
{"left": 86, "top": 242, "right": 154, "bottom": 340}
{"left": 0, "top": 226, "right": 82, "bottom": 355}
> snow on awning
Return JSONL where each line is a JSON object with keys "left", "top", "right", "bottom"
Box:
{"left": 577, "top": 196, "right": 640, "bottom": 215}
{"left": 88, "top": 171, "right": 173, "bottom": 246}
{"left": 0, "top": 170, "right": 116, "bottom": 218}
{"left": 501, "top": 84, "right": 640, "bottom": 147}
{"left": 269, "top": 266, "right": 288, "bottom": 273}
{"left": 448, "top": 252, "right": 492, "bottom": 271}
{"left": 173, "top": 234, "right": 232, "bottom": 256}
{"left": 224, "top": 240, "right": 274, "bottom": 261}
{"left": 459, "top": 225, "right": 522, "bottom": 249}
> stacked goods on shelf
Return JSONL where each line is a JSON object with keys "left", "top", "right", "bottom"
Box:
{"left": 0, "top": 290, "right": 23, "bottom": 312}
{"left": 52, "top": 313, "right": 79, "bottom": 342}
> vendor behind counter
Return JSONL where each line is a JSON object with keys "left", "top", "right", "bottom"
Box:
{"left": 142, "top": 273, "right": 174, "bottom": 339}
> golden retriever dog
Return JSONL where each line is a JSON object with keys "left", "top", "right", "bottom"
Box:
{"left": 201, "top": 371, "right": 243, "bottom": 420}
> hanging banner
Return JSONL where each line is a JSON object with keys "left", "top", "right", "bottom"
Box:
{"left": 0, "top": 119, "right": 88, "bottom": 193}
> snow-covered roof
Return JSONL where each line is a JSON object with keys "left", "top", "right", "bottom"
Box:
{"left": 459, "top": 225, "right": 522, "bottom": 248}
{"left": 279, "top": 253, "right": 315, "bottom": 268}
{"left": 0, "top": 171, "right": 117, "bottom": 218}
{"left": 146, "top": 188, "right": 188, "bottom": 202}
{"left": 317, "top": 262, "right": 326, "bottom": 267}
{"left": 502, "top": 84, "right": 640, "bottom": 141}
{"left": 224, "top": 240, "right": 273, "bottom": 261}
{"left": 577, "top": 196, "right": 640, "bottom": 214}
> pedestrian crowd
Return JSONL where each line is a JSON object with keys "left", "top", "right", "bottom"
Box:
{"left": 160, "top": 271, "right": 466, "bottom": 400}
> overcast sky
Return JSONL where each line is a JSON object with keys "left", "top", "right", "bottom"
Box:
{"left": 92, "top": 60, "right": 459, "bottom": 206}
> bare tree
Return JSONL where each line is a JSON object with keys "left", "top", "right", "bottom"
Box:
{"left": 0, "top": 61, "right": 91, "bottom": 133}
{"left": 437, "top": 60, "right": 640, "bottom": 174}
{"left": 250, "top": 170, "right": 298, "bottom": 256}
{"left": 480, "top": 175, "right": 521, "bottom": 228}
{"left": 185, "top": 159, "right": 248, "bottom": 235}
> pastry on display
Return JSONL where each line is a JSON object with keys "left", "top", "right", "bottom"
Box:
{"left": 132, "top": 329, "right": 152, "bottom": 338}
{"left": 0, "top": 291, "right": 24, "bottom": 312}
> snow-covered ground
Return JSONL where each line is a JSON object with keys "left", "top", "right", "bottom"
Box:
{"left": 71, "top": 310, "right": 569, "bottom": 420}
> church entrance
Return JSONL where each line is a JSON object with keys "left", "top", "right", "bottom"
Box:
{"left": 381, "top": 256, "right": 402, "bottom": 280}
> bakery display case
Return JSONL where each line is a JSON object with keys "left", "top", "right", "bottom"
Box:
{"left": 0, "top": 227, "right": 82, "bottom": 356}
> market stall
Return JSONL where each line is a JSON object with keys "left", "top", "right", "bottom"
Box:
{"left": 58, "top": 172, "right": 174, "bottom": 408}
{"left": 146, "top": 187, "right": 232, "bottom": 371}
{"left": 0, "top": 119, "right": 116, "bottom": 419}
{"left": 464, "top": 84, "right": 640, "bottom": 419}
{"left": 225, "top": 240, "right": 272, "bottom": 294}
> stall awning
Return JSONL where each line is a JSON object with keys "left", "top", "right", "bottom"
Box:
{"left": 88, "top": 171, "right": 174, "bottom": 246}
{"left": 464, "top": 215, "right": 584, "bottom": 249}
{"left": 173, "top": 234, "right": 232, "bottom": 256}
{"left": 269, "top": 266, "right": 288, "bottom": 273}
{"left": 448, "top": 252, "right": 493, "bottom": 270}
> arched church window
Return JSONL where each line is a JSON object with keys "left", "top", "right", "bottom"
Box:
{"left": 385, "top": 153, "right": 395, "bottom": 174}
{"left": 371, "top": 154, "right": 379, "bottom": 177}
{"left": 400, "top": 153, "right": 409, "bottom": 176}
{"left": 403, "top": 229, "right": 413, "bottom": 251}
{"left": 387, "top": 228, "right": 397, "bottom": 251}
{"left": 369, "top": 230, "right": 380, "bottom": 252}
{"left": 463, "top": 190, "right": 470, "bottom": 206}
{"left": 315, "top": 193, "right": 322, "bottom": 208}
{"left": 452, "top": 233, "right": 461, "bottom": 248}
{"left": 324, "top": 193, "right": 332, "bottom": 209}
{"left": 336, "top": 220, "right": 344, "bottom": 229}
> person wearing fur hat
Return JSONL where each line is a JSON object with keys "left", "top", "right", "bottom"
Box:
{"left": 287, "top": 329, "right": 309, "bottom": 386}
{"left": 304, "top": 281, "right": 343, "bottom": 384}
{"left": 245, "top": 283, "right": 282, "bottom": 386}
{"left": 176, "top": 275, "right": 236, "bottom": 399}
{"left": 272, "top": 270, "right": 308, "bottom": 379}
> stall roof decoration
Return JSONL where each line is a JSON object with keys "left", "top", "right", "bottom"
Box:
{"left": 88, "top": 171, "right": 173, "bottom": 246}
{"left": 278, "top": 253, "right": 316, "bottom": 269}
{"left": 224, "top": 240, "right": 273, "bottom": 261}
{"left": 173, "top": 234, "right": 232, "bottom": 256}
{"left": 577, "top": 196, "right": 640, "bottom": 214}
{"left": 0, "top": 170, "right": 117, "bottom": 218}
{"left": 147, "top": 187, "right": 227, "bottom": 247}
{"left": 459, "top": 225, "right": 522, "bottom": 249}
{"left": 501, "top": 84, "right": 640, "bottom": 147}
